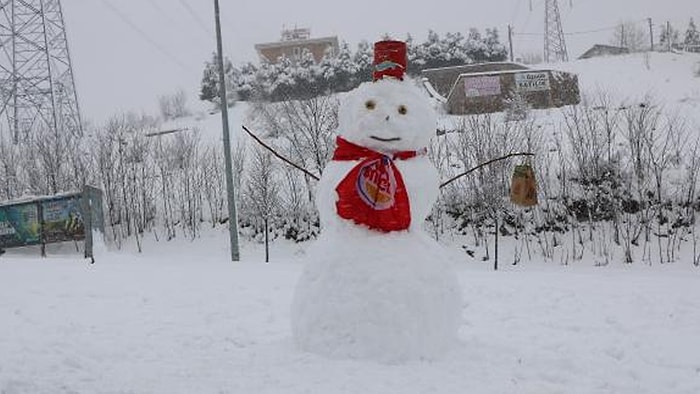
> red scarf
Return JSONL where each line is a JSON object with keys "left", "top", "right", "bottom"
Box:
{"left": 332, "top": 136, "right": 423, "bottom": 232}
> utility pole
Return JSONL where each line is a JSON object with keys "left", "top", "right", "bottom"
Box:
{"left": 648, "top": 18, "right": 654, "bottom": 51}
{"left": 620, "top": 24, "right": 625, "bottom": 48}
{"left": 213, "top": 0, "right": 240, "bottom": 261}
{"left": 508, "top": 24, "right": 514, "bottom": 62}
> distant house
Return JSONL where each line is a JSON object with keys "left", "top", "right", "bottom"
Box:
{"left": 578, "top": 44, "right": 629, "bottom": 60}
{"left": 254, "top": 28, "right": 338, "bottom": 64}
{"left": 421, "top": 62, "right": 580, "bottom": 115}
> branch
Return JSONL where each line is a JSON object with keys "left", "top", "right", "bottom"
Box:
{"left": 241, "top": 125, "right": 321, "bottom": 181}
{"left": 440, "top": 152, "right": 535, "bottom": 189}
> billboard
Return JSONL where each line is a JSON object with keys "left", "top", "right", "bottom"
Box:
{"left": 515, "top": 72, "right": 551, "bottom": 92}
{"left": 41, "top": 197, "right": 85, "bottom": 243}
{"left": 464, "top": 76, "right": 502, "bottom": 97}
{"left": 0, "top": 203, "right": 41, "bottom": 248}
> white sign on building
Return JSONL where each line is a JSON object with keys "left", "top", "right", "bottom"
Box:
{"left": 515, "top": 72, "right": 550, "bottom": 92}
{"left": 464, "top": 76, "right": 502, "bottom": 97}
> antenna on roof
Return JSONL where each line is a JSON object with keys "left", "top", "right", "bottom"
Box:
{"left": 281, "top": 26, "right": 311, "bottom": 41}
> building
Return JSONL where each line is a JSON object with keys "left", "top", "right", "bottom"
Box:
{"left": 578, "top": 44, "right": 629, "bottom": 60}
{"left": 421, "top": 62, "right": 580, "bottom": 115}
{"left": 254, "top": 28, "right": 339, "bottom": 64}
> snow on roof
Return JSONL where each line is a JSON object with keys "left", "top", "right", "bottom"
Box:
{"left": 0, "top": 190, "right": 83, "bottom": 208}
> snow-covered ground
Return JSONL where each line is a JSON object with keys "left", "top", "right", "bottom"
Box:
{"left": 1, "top": 229, "right": 699, "bottom": 394}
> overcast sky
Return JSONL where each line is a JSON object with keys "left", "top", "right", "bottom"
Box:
{"left": 61, "top": 0, "right": 698, "bottom": 123}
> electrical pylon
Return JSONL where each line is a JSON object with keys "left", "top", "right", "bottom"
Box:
{"left": 544, "top": 0, "right": 569, "bottom": 62}
{"left": 0, "top": 0, "right": 82, "bottom": 143}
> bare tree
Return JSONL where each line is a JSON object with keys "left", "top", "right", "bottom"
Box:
{"left": 90, "top": 112, "right": 160, "bottom": 250}
{"left": 684, "top": 137, "right": 700, "bottom": 266}
{"left": 170, "top": 130, "right": 202, "bottom": 240}
{"left": 243, "top": 145, "right": 280, "bottom": 262}
{"left": 0, "top": 135, "right": 21, "bottom": 200}
{"left": 200, "top": 144, "right": 227, "bottom": 227}
{"left": 645, "top": 110, "right": 686, "bottom": 263}
{"left": 611, "top": 21, "right": 649, "bottom": 52}
{"left": 251, "top": 95, "right": 338, "bottom": 203}
{"left": 620, "top": 98, "right": 662, "bottom": 263}
{"left": 159, "top": 89, "right": 192, "bottom": 120}
{"left": 446, "top": 114, "right": 529, "bottom": 266}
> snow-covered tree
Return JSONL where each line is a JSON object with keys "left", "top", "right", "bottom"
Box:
{"left": 684, "top": 18, "right": 700, "bottom": 52}
{"left": 420, "top": 30, "right": 447, "bottom": 69}
{"left": 443, "top": 31, "right": 470, "bottom": 65}
{"left": 659, "top": 23, "right": 681, "bottom": 51}
{"left": 353, "top": 40, "right": 373, "bottom": 85}
{"left": 199, "top": 52, "right": 235, "bottom": 104}
{"left": 465, "top": 28, "right": 487, "bottom": 62}
{"left": 483, "top": 28, "right": 508, "bottom": 61}
{"left": 405, "top": 33, "right": 426, "bottom": 73}
{"left": 330, "top": 41, "right": 358, "bottom": 92}
{"left": 232, "top": 62, "right": 258, "bottom": 101}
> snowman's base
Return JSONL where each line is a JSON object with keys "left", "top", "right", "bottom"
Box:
{"left": 291, "top": 225, "right": 462, "bottom": 363}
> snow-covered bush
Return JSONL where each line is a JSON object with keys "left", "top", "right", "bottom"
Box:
{"left": 158, "top": 89, "right": 191, "bottom": 120}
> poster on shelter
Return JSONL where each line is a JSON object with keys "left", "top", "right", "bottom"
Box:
{"left": 0, "top": 204, "right": 41, "bottom": 248}
{"left": 515, "top": 72, "right": 551, "bottom": 92}
{"left": 464, "top": 76, "right": 502, "bottom": 97}
{"left": 41, "top": 197, "right": 85, "bottom": 243}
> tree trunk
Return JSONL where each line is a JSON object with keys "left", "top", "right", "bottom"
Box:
{"left": 264, "top": 217, "right": 270, "bottom": 263}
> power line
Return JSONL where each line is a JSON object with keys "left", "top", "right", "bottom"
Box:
{"left": 145, "top": 0, "right": 192, "bottom": 35}
{"left": 99, "top": 0, "right": 194, "bottom": 73}
{"left": 144, "top": 0, "right": 210, "bottom": 46}
{"left": 514, "top": 24, "right": 619, "bottom": 36}
{"left": 565, "top": 26, "right": 618, "bottom": 35}
{"left": 177, "top": 0, "right": 213, "bottom": 37}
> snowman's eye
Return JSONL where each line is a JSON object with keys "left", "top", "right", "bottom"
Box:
{"left": 365, "top": 100, "right": 376, "bottom": 110}
{"left": 398, "top": 105, "right": 408, "bottom": 115}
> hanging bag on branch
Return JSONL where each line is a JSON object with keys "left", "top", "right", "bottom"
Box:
{"left": 510, "top": 163, "right": 538, "bottom": 207}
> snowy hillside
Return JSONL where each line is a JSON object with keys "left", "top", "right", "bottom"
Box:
{"left": 181, "top": 51, "right": 700, "bottom": 142}
{"left": 2, "top": 52, "right": 700, "bottom": 393}
{"left": 555, "top": 51, "right": 700, "bottom": 119}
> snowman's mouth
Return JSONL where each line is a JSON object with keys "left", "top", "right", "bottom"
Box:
{"left": 370, "top": 136, "right": 401, "bottom": 142}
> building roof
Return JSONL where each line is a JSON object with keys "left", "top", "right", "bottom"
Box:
{"left": 578, "top": 44, "right": 629, "bottom": 59}
{"left": 254, "top": 36, "right": 338, "bottom": 51}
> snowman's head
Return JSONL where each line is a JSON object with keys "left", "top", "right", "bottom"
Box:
{"left": 337, "top": 77, "right": 437, "bottom": 153}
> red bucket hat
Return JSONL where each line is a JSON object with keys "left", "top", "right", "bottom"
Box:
{"left": 373, "top": 40, "right": 407, "bottom": 81}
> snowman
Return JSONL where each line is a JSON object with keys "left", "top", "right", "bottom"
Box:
{"left": 291, "top": 41, "right": 462, "bottom": 363}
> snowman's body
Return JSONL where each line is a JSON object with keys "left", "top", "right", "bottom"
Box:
{"left": 291, "top": 77, "right": 462, "bottom": 363}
